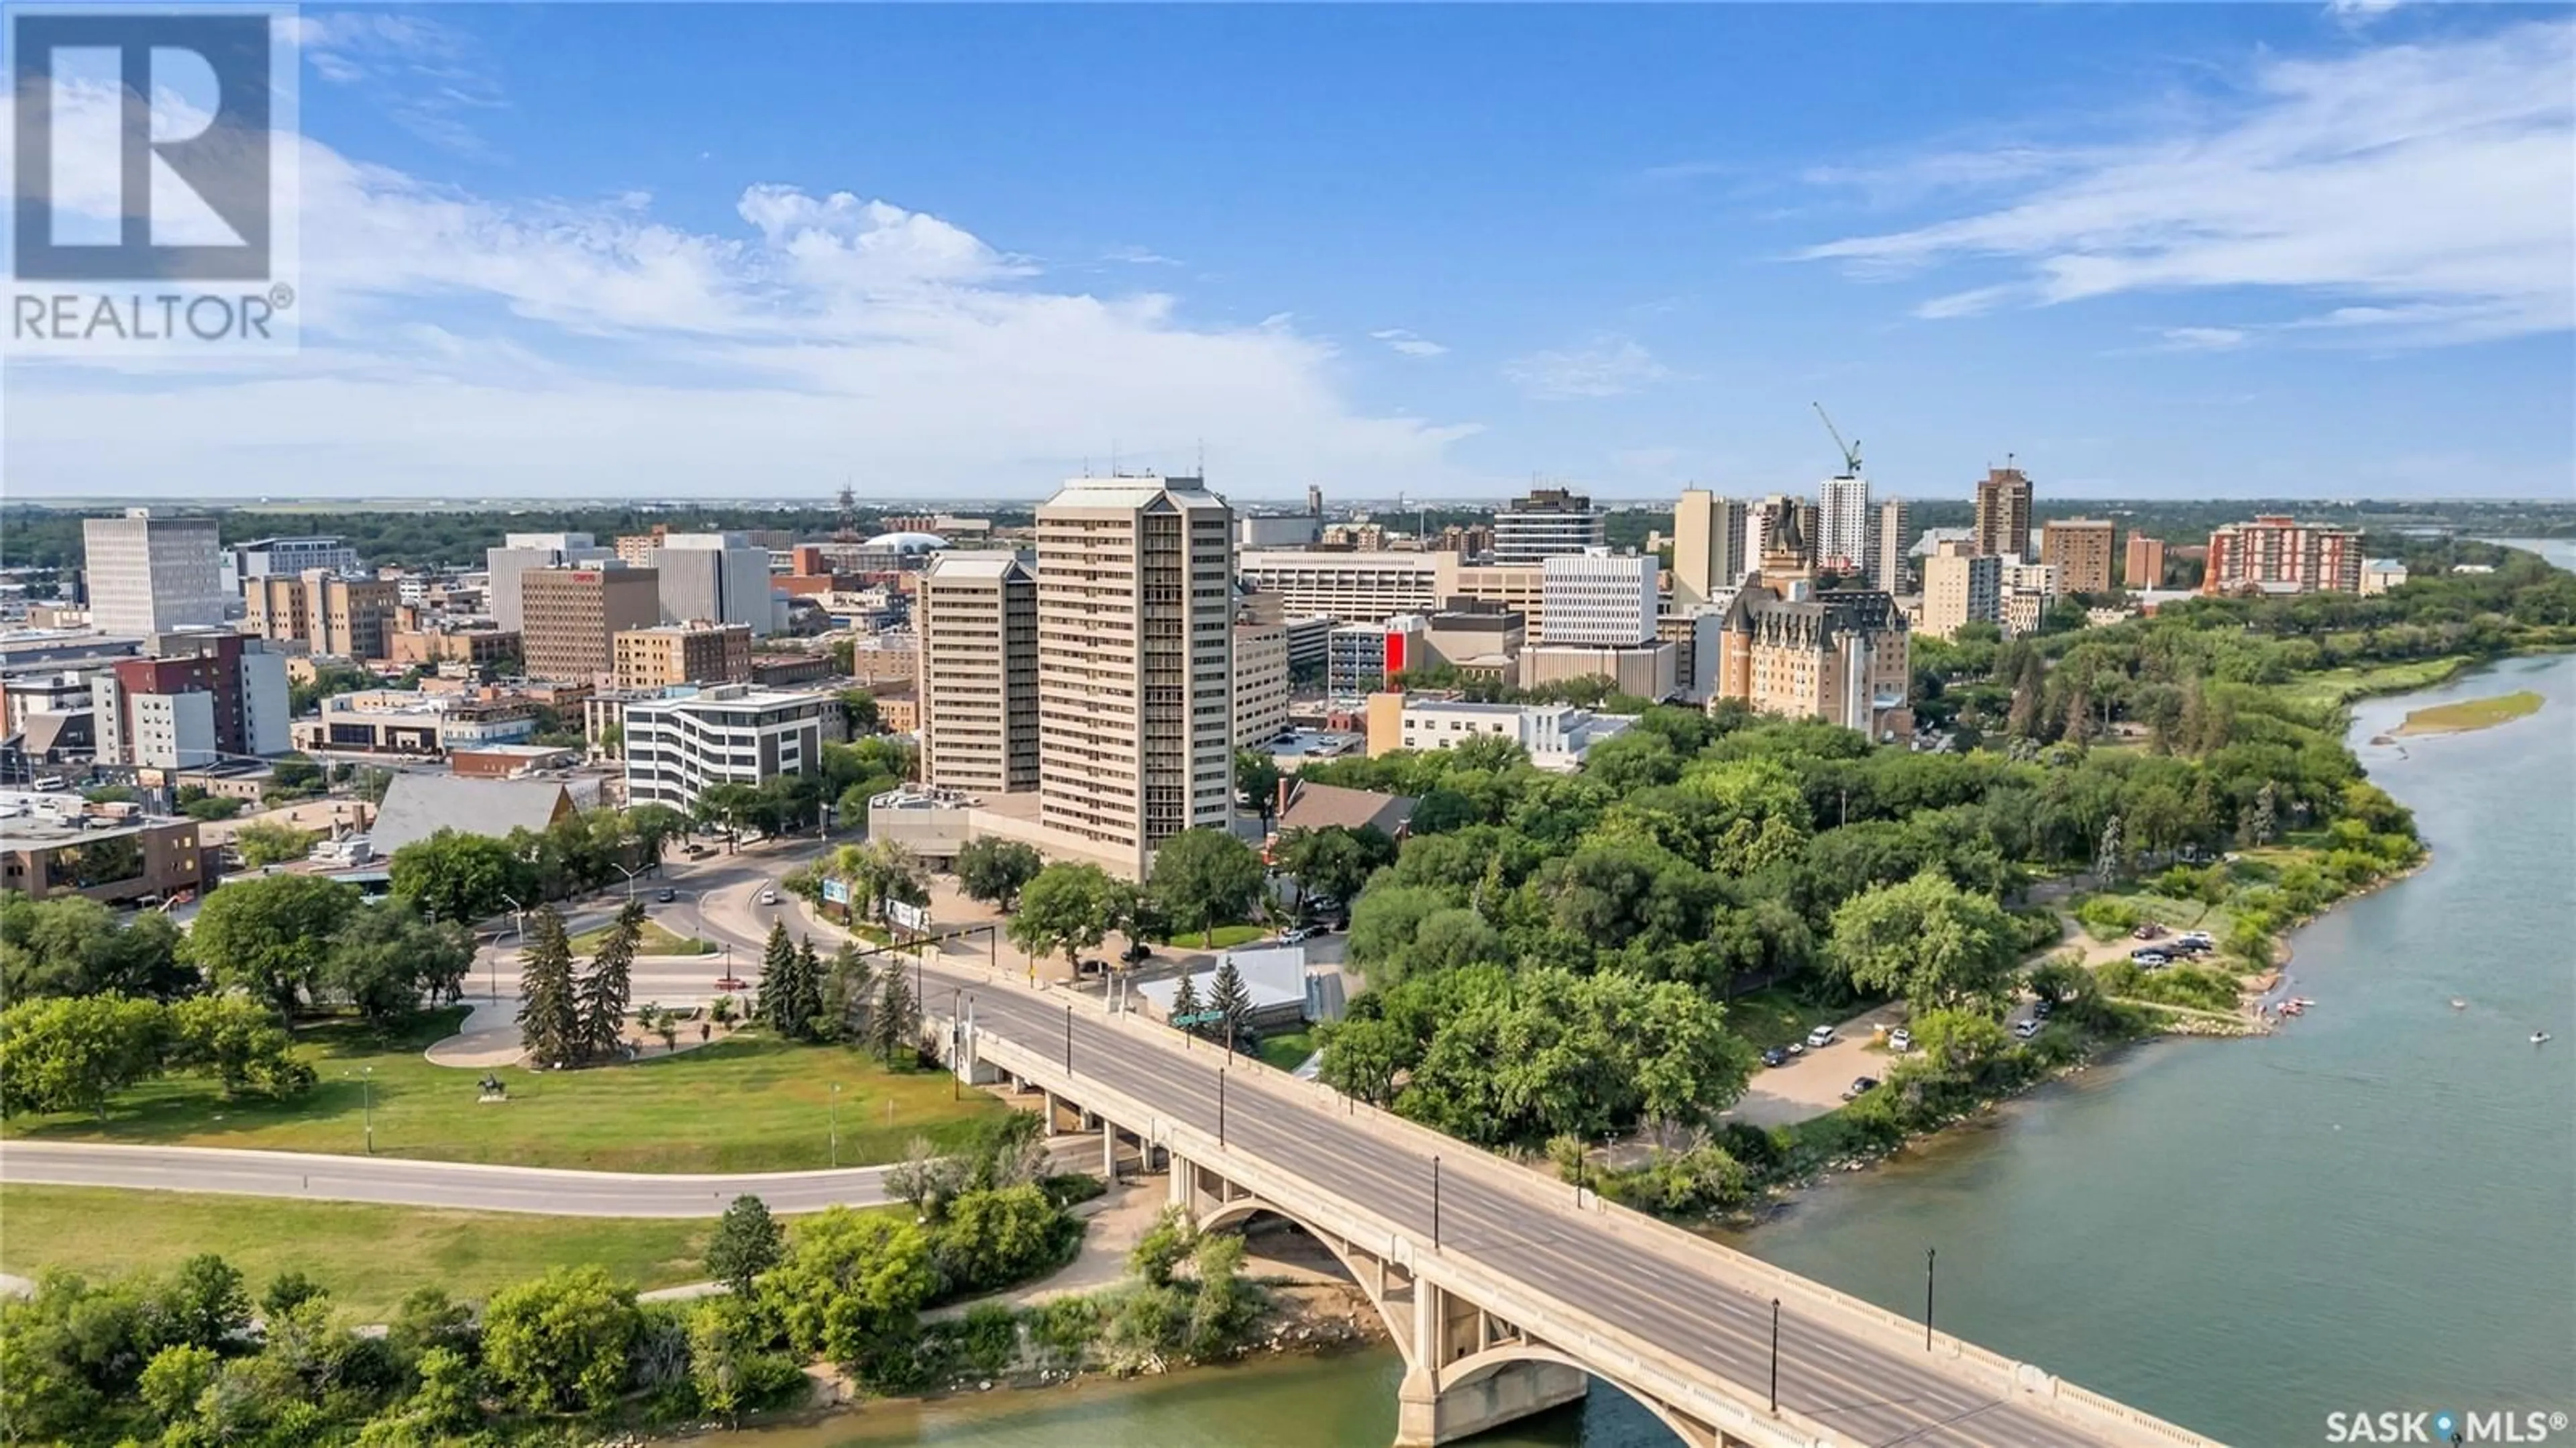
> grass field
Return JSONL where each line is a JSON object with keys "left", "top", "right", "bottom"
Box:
{"left": 2394, "top": 690, "right": 2544, "bottom": 736}
{"left": 568, "top": 918, "right": 714, "bottom": 956}
{"left": 1149, "top": 923, "right": 1269, "bottom": 950}
{"left": 2273, "top": 657, "right": 2470, "bottom": 713}
{"left": 1722, "top": 988, "right": 1876, "bottom": 1050}
{"left": 1256, "top": 1029, "right": 1318, "bottom": 1073}
{"left": 0, "top": 1009, "right": 1001, "bottom": 1172}
{"left": 0, "top": 1187, "right": 714, "bottom": 1320}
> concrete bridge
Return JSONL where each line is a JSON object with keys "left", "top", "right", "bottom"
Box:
{"left": 922, "top": 964, "right": 2224, "bottom": 1448}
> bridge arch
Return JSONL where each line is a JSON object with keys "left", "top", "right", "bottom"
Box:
{"left": 1436, "top": 1343, "right": 1704, "bottom": 1447}
{"left": 1196, "top": 1196, "right": 1415, "bottom": 1371}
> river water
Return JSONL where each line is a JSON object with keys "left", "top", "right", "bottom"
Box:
{"left": 720, "top": 543, "right": 2576, "bottom": 1448}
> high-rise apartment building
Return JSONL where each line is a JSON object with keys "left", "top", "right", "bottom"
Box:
{"left": 1872, "top": 498, "right": 1909, "bottom": 592}
{"left": 1034, "top": 475, "right": 1235, "bottom": 872}
{"left": 1817, "top": 475, "right": 1872, "bottom": 574}
{"left": 2202, "top": 516, "right": 2364, "bottom": 595}
{"left": 519, "top": 566, "right": 661, "bottom": 682}
{"left": 613, "top": 622, "right": 753, "bottom": 689}
{"left": 82, "top": 510, "right": 227, "bottom": 635}
{"left": 2040, "top": 518, "right": 2116, "bottom": 595}
{"left": 1493, "top": 488, "right": 1607, "bottom": 563}
{"left": 650, "top": 533, "right": 778, "bottom": 635}
{"left": 1672, "top": 490, "right": 1748, "bottom": 607}
{"left": 1920, "top": 540, "right": 2002, "bottom": 639}
{"left": 486, "top": 533, "right": 614, "bottom": 632}
{"left": 916, "top": 553, "right": 1040, "bottom": 795}
{"left": 1972, "top": 467, "right": 2035, "bottom": 559}
{"left": 1538, "top": 553, "right": 1656, "bottom": 646}
{"left": 2123, "top": 534, "right": 2168, "bottom": 590}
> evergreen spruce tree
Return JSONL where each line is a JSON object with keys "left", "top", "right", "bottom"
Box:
{"left": 871, "top": 966, "right": 916, "bottom": 1066}
{"left": 1168, "top": 974, "right": 1201, "bottom": 1036}
{"left": 820, "top": 941, "right": 874, "bottom": 1043}
{"left": 515, "top": 906, "right": 580, "bottom": 1068}
{"left": 1209, "top": 960, "right": 1254, "bottom": 1053}
{"left": 579, "top": 899, "right": 641, "bottom": 1063}
{"left": 753, "top": 920, "right": 796, "bottom": 1032}
{"left": 787, "top": 938, "right": 826, "bottom": 1042}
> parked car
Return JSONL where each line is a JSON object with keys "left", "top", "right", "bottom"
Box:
{"left": 1305, "top": 921, "right": 1334, "bottom": 935}
{"left": 2132, "top": 922, "right": 2167, "bottom": 939}
{"left": 1120, "top": 941, "right": 1153, "bottom": 964}
{"left": 2013, "top": 1019, "right": 2043, "bottom": 1039}
{"left": 2031, "top": 998, "right": 2055, "bottom": 1019}
{"left": 1887, "top": 1027, "right": 1915, "bottom": 1053}
{"left": 2133, "top": 951, "right": 2170, "bottom": 969}
{"left": 2129, "top": 945, "right": 2168, "bottom": 962}
{"left": 1843, "top": 1076, "right": 1879, "bottom": 1100}
{"left": 1760, "top": 1046, "right": 1789, "bottom": 1068}
{"left": 655, "top": 886, "right": 678, "bottom": 903}
{"left": 1279, "top": 927, "right": 1316, "bottom": 945}
{"left": 1805, "top": 1024, "right": 1837, "bottom": 1048}
{"left": 1784, "top": 1041, "right": 1807, "bottom": 1057}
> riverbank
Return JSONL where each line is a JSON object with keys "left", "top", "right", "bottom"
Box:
{"left": 2382, "top": 687, "right": 2545, "bottom": 738}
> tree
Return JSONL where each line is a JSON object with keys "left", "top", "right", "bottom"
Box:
{"left": 0, "top": 992, "right": 169, "bottom": 1118}
{"left": 1208, "top": 960, "right": 1254, "bottom": 1052}
{"left": 389, "top": 827, "right": 529, "bottom": 925}
{"left": 168, "top": 992, "right": 315, "bottom": 1098}
{"left": 138, "top": 1342, "right": 219, "bottom": 1424}
{"left": 1827, "top": 869, "right": 2025, "bottom": 1013}
{"left": 839, "top": 688, "right": 883, "bottom": 735}
{"left": 580, "top": 900, "right": 642, "bottom": 1063}
{"left": 162, "top": 1253, "right": 252, "bottom": 1349}
{"left": 260, "top": 1270, "right": 327, "bottom": 1318}
{"left": 871, "top": 966, "right": 917, "bottom": 1066}
{"left": 232, "top": 819, "right": 319, "bottom": 869}
{"left": 323, "top": 901, "right": 472, "bottom": 1028}
{"left": 1167, "top": 974, "right": 1202, "bottom": 1035}
{"left": 705, "top": 1194, "right": 785, "bottom": 1296}
{"left": 625, "top": 803, "right": 690, "bottom": 863}
{"left": 1150, "top": 829, "right": 1264, "bottom": 946}
{"left": 1008, "top": 863, "right": 1116, "bottom": 976}
{"left": 1234, "top": 749, "right": 1283, "bottom": 825}
{"left": 1316, "top": 1014, "right": 1406, "bottom": 1104}
{"left": 753, "top": 920, "right": 800, "bottom": 1033}
{"left": 757, "top": 1206, "right": 936, "bottom": 1384}
{"left": 186, "top": 873, "right": 359, "bottom": 1016}
{"left": 480, "top": 1265, "right": 639, "bottom": 1414}
{"left": 0, "top": 894, "right": 192, "bottom": 1001}
{"left": 1910, "top": 1007, "right": 2011, "bottom": 1079}
{"left": 820, "top": 941, "right": 875, "bottom": 1042}
{"left": 1273, "top": 826, "right": 1397, "bottom": 911}
{"left": 515, "top": 907, "right": 580, "bottom": 1068}
{"left": 688, "top": 1296, "right": 791, "bottom": 1426}
{"left": 955, "top": 837, "right": 1044, "bottom": 913}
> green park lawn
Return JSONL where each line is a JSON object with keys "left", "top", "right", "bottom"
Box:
{"left": 1150, "top": 923, "right": 1270, "bottom": 951}
{"left": 2273, "top": 656, "right": 2469, "bottom": 714}
{"left": 1721, "top": 987, "right": 1872, "bottom": 1051}
{"left": 0, "top": 1186, "right": 714, "bottom": 1321}
{"left": 2394, "top": 689, "right": 2544, "bottom": 736}
{"left": 1256, "top": 1029, "right": 1318, "bottom": 1073}
{"left": 0, "top": 1008, "right": 1002, "bottom": 1173}
{"left": 568, "top": 918, "right": 713, "bottom": 955}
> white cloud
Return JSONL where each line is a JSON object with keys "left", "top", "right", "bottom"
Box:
{"left": 290, "top": 10, "right": 503, "bottom": 156}
{"left": 1370, "top": 328, "right": 1447, "bottom": 358}
{"left": 2153, "top": 326, "right": 2251, "bottom": 352}
{"left": 3, "top": 121, "right": 1483, "bottom": 499}
{"left": 1801, "top": 21, "right": 2576, "bottom": 346}
{"left": 1505, "top": 335, "right": 1668, "bottom": 400}
{"left": 1102, "top": 245, "right": 1181, "bottom": 266}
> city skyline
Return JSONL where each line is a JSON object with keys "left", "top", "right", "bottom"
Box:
{"left": 6, "top": 6, "right": 2570, "bottom": 502}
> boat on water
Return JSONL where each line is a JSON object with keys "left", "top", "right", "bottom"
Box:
{"left": 2533, "top": 1031, "right": 2554, "bottom": 1045}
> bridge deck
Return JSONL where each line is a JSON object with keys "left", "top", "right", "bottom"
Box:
{"left": 928, "top": 955, "right": 2217, "bottom": 1448}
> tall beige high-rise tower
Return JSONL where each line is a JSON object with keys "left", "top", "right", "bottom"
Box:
{"left": 1672, "top": 490, "right": 1748, "bottom": 607}
{"left": 1972, "top": 466, "right": 2034, "bottom": 558}
{"left": 916, "top": 552, "right": 1039, "bottom": 794}
{"left": 1035, "top": 475, "right": 1236, "bottom": 871}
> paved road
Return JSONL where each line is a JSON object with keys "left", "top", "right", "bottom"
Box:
{"left": 0, "top": 1141, "right": 912, "bottom": 1217}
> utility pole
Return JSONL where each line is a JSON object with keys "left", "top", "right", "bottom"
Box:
{"left": 362, "top": 1066, "right": 374, "bottom": 1155}
{"left": 1218, "top": 1067, "right": 1227, "bottom": 1148}
{"left": 1432, "top": 1156, "right": 1442, "bottom": 1250}
{"left": 1770, "top": 1298, "right": 1781, "bottom": 1412}
{"left": 1924, "top": 1247, "right": 1937, "bottom": 1350}
{"left": 1064, "top": 1002, "right": 1073, "bottom": 1078}
{"left": 830, "top": 1082, "right": 841, "bottom": 1168}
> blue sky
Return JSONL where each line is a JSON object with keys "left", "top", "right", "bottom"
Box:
{"left": 8, "top": 3, "right": 2572, "bottom": 502}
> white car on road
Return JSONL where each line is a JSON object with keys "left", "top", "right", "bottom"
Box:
{"left": 1806, "top": 1024, "right": 1837, "bottom": 1048}
{"left": 757, "top": 887, "right": 779, "bottom": 907}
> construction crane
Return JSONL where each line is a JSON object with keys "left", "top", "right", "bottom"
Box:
{"left": 1813, "top": 402, "right": 1862, "bottom": 478}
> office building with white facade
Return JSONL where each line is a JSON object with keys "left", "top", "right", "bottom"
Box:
{"left": 82, "top": 511, "right": 227, "bottom": 636}
{"left": 1817, "top": 475, "right": 1872, "bottom": 574}
{"left": 486, "top": 533, "right": 614, "bottom": 632}
{"left": 1365, "top": 694, "right": 1636, "bottom": 772}
{"left": 650, "top": 533, "right": 780, "bottom": 635}
{"left": 1493, "top": 488, "right": 1607, "bottom": 563}
{"left": 623, "top": 685, "right": 838, "bottom": 815}
{"left": 1237, "top": 550, "right": 1455, "bottom": 622}
{"left": 1672, "top": 490, "right": 1748, "bottom": 607}
{"left": 232, "top": 536, "right": 362, "bottom": 580}
{"left": 1872, "top": 498, "right": 1909, "bottom": 591}
{"left": 1538, "top": 553, "right": 1656, "bottom": 647}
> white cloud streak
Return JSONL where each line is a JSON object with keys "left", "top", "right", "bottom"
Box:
{"left": 1505, "top": 335, "right": 1668, "bottom": 400}
{"left": 1370, "top": 328, "right": 1448, "bottom": 358}
{"left": 1800, "top": 21, "right": 2576, "bottom": 347}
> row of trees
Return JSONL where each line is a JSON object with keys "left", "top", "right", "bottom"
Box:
{"left": 515, "top": 904, "right": 636, "bottom": 1069}
{"left": 387, "top": 808, "right": 692, "bottom": 927}
{"left": 0, "top": 990, "right": 312, "bottom": 1119}
{"left": 1002, "top": 830, "right": 1275, "bottom": 978}
{"left": 750, "top": 921, "right": 918, "bottom": 1064}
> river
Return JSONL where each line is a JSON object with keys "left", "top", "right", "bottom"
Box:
{"left": 718, "top": 542, "right": 2576, "bottom": 1447}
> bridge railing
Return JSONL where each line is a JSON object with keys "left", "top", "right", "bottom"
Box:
{"left": 936, "top": 966, "right": 2224, "bottom": 1448}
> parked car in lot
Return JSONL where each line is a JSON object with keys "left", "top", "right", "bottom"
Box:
{"left": 2132, "top": 922, "right": 2167, "bottom": 939}
{"left": 2031, "top": 998, "right": 2055, "bottom": 1019}
{"left": 1887, "top": 1026, "right": 1915, "bottom": 1053}
{"left": 1805, "top": 1023, "right": 1837, "bottom": 1048}
{"left": 1761, "top": 1046, "right": 1789, "bottom": 1068}
{"left": 656, "top": 886, "right": 678, "bottom": 903}
{"left": 1280, "top": 927, "right": 1316, "bottom": 945}
{"left": 2013, "top": 1019, "right": 2043, "bottom": 1039}
{"left": 2133, "top": 951, "right": 2170, "bottom": 969}
{"left": 1784, "top": 1040, "right": 1807, "bottom": 1057}
{"left": 2129, "top": 944, "right": 2169, "bottom": 962}
{"left": 1843, "top": 1076, "right": 1878, "bottom": 1100}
